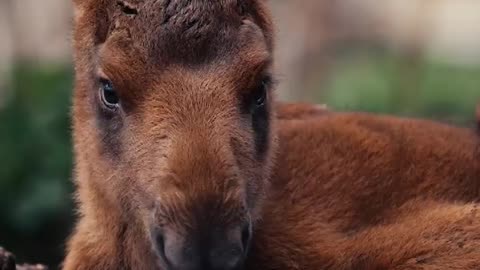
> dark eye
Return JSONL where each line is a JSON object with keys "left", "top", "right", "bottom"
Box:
{"left": 251, "top": 79, "right": 268, "bottom": 109}
{"left": 99, "top": 79, "right": 120, "bottom": 109}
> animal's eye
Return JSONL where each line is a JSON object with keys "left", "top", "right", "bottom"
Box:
{"left": 251, "top": 78, "right": 269, "bottom": 109}
{"left": 99, "top": 79, "right": 120, "bottom": 110}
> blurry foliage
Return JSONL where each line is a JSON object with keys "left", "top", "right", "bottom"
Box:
{"left": 0, "top": 52, "right": 478, "bottom": 268}
{"left": 320, "top": 51, "right": 479, "bottom": 126}
{"left": 0, "top": 64, "right": 74, "bottom": 268}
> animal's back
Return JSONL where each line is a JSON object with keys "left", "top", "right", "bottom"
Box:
{"left": 249, "top": 200, "right": 480, "bottom": 269}
{"left": 271, "top": 112, "right": 479, "bottom": 232}
{"left": 245, "top": 112, "right": 480, "bottom": 269}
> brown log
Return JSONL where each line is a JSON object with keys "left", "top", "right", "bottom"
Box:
{"left": 0, "top": 247, "right": 47, "bottom": 270}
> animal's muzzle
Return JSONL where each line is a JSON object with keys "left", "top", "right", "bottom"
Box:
{"left": 151, "top": 221, "right": 252, "bottom": 270}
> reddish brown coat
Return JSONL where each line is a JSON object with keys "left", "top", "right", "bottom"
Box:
{"left": 65, "top": 0, "right": 480, "bottom": 269}
{"left": 248, "top": 114, "right": 480, "bottom": 269}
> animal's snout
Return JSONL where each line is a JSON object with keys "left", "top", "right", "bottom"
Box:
{"left": 151, "top": 222, "right": 252, "bottom": 270}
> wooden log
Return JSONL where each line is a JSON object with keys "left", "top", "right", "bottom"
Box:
{"left": 0, "top": 247, "right": 47, "bottom": 270}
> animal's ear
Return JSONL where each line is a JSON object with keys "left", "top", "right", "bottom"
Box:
{"left": 248, "top": 0, "right": 274, "bottom": 49}
{"left": 71, "top": 0, "right": 115, "bottom": 77}
{"left": 72, "top": 0, "right": 112, "bottom": 46}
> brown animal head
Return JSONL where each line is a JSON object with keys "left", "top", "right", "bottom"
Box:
{"left": 71, "top": 0, "right": 275, "bottom": 269}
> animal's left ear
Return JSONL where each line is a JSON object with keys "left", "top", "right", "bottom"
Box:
{"left": 247, "top": 0, "right": 274, "bottom": 49}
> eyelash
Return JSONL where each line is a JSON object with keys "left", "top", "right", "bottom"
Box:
{"left": 99, "top": 78, "right": 120, "bottom": 110}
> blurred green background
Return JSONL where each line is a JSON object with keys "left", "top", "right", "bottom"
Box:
{"left": 1, "top": 64, "right": 74, "bottom": 267}
{"left": 0, "top": 0, "right": 479, "bottom": 268}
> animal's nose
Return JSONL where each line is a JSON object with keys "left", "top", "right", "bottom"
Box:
{"left": 151, "top": 222, "right": 252, "bottom": 270}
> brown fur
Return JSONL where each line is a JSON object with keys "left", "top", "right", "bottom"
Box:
{"left": 275, "top": 102, "right": 329, "bottom": 121}
{"left": 247, "top": 115, "right": 480, "bottom": 269}
{"left": 250, "top": 200, "right": 480, "bottom": 269}
{"left": 65, "top": 0, "right": 480, "bottom": 269}
{"left": 67, "top": 1, "right": 277, "bottom": 269}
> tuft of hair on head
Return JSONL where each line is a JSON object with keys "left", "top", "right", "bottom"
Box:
{"left": 116, "top": 1, "right": 138, "bottom": 16}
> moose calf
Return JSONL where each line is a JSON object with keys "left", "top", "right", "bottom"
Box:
{"left": 65, "top": 0, "right": 480, "bottom": 269}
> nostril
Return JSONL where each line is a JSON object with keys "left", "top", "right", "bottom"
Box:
{"left": 210, "top": 245, "right": 244, "bottom": 270}
{"left": 241, "top": 221, "right": 253, "bottom": 253}
{"left": 209, "top": 223, "right": 252, "bottom": 270}
{"left": 156, "top": 233, "right": 165, "bottom": 255}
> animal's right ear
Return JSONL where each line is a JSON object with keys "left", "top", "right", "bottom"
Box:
{"left": 71, "top": 0, "right": 115, "bottom": 79}
{"left": 73, "top": 0, "right": 140, "bottom": 47}
{"left": 72, "top": 0, "right": 112, "bottom": 46}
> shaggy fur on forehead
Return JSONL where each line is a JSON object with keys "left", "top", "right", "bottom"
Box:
{"left": 74, "top": 0, "right": 273, "bottom": 67}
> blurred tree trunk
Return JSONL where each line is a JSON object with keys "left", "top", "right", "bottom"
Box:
{"left": 271, "top": 0, "right": 337, "bottom": 103}
{"left": 11, "top": 0, "right": 72, "bottom": 63}
{"left": 0, "top": 0, "right": 72, "bottom": 107}
{"left": 0, "top": 0, "right": 13, "bottom": 107}
{"left": 391, "top": 0, "right": 436, "bottom": 113}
